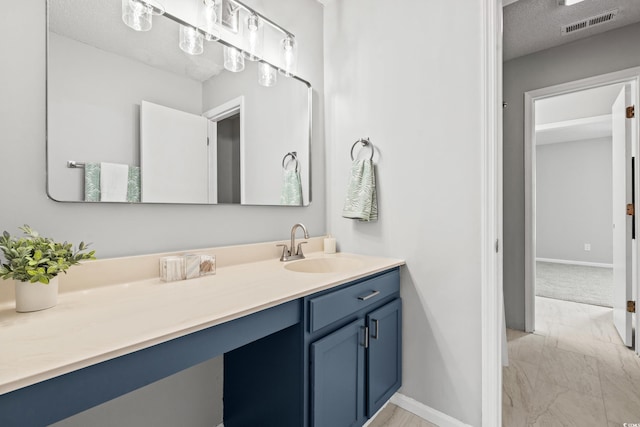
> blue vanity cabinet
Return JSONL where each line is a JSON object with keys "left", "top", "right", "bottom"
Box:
{"left": 306, "top": 268, "right": 402, "bottom": 427}
{"left": 311, "top": 318, "right": 367, "bottom": 427}
{"left": 366, "top": 298, "right": 402, "bottom": 417}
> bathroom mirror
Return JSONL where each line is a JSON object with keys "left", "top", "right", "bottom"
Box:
{"left": 46, "top": 0, "right": 311, "bottom": 206}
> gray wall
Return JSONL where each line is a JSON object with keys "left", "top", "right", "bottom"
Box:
{"left": 0, "top": 0, "right": 323, "bottom": 425}
{"left": 324, "top": 0, "right": 484, "bottom": 425}
{"left": 536, "top": 138, "right": 613, "bottom": 264}
{"left": 503, "top": 22, "right": 640, "bottom": 330}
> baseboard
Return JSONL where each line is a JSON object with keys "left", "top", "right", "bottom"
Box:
{"left": 390, "top": 393, "right": 472, "bottom": 427}
{"left": 536, "top": 258, "right": 613, "bottom": 269}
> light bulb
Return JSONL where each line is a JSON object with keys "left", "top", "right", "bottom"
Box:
{"left": 224, "top": 46, "right": 245, "bottom": 72}
{"left": 122, "top": 0, "right": 152, "bottom": 31}
{"left": 179, "top": 25, "right": 204, "bottom": 55}
{"left": 243, "top": 14, "right": 263, "bottom": 61}
{"left": 258, "top": 62, "right": 277, "bottom": 87}
{"left": 279, "top": 35, "right": 297, "bottom": 77}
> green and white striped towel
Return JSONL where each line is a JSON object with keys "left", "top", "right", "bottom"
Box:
{"left": 280, "top": 169, "right": 303, "bottom": 206}
{"left": 342, "top": 159, "right": 378, "bottom": 221}
{"left": 84, "top": 163, "right": 141, "bottom": 203}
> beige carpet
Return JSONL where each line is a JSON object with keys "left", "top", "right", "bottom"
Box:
{"left": 535, "top": 261, "right": 613, "bottom": 307}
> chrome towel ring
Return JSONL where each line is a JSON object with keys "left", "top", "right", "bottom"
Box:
{"left": 282, "top": 151, "right": 299, "bottom": 172}
{"left": 350, "top": 138, "right": 374, "bottom": 161}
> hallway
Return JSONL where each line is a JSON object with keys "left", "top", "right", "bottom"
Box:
{"left": 503, "top": 296, "right": 640, "bottom": 426}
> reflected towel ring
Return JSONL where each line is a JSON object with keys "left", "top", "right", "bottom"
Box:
{"left": 350, "top": 138, "right": 374, "bottom": 161}
{"left": 282, "top": 151, "right": 299, "bottom": 172}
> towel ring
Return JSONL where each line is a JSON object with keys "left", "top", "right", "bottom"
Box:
{"left": 350, "top": 138, "right": 374, "bottom": 161}
{"left": 282, "top": 152, "right": 299, "bottom": 172}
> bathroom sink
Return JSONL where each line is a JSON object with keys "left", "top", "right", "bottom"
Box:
{"left": 284, "top": 257, "right": 364, "bottom": 274}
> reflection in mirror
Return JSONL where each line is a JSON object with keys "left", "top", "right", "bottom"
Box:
{"left": 47, "top": 0, "right": 311, "bottom": 206}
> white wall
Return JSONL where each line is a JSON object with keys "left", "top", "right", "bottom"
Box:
{"left": 536, "top": 137, "right": 613, "bottom": 264}
{"left": 48, "top": 33, "right": 203, "bottom": 202}
{"left": 324, "top": 1, "right": 484, "bottom": 425}
{"left": 0, "top": 0, "right": 323, "bottom": 426}
{"left": 503, "top": 22, "right": 640, "bottom": 330}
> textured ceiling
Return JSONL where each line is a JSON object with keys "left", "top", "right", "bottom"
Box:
{"left": 504, "top": 0, "right": 640, "bottom": 61}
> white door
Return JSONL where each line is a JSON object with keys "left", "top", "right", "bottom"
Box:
{"left": 208, "top": 120, "right": 218, "bottom": 204}
{"left": 140, "top": 101, "right": 209, "bottom": 203}
{"left": 612, "top": 85, "right": 633, "bottom": 347}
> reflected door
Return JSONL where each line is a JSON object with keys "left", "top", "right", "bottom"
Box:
{"left": 140, "top": 101, "right": 209, "bottom": 203}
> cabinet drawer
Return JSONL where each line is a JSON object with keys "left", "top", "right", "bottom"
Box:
{"left": 308, "top": 269, "right": 399, "bottom": 333}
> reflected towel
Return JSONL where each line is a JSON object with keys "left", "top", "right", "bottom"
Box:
{"left": 100, "top": 162, "right": 129, "bottom": 202}
{"left": 84, "top": 163, "right": 101, "bottom": 202}
{"left": 342, "top": 159, "right": 378, "bottom": 221}
{"left": 127, "top": 166, "right": 141, "bottom": 203}
{"left": 280, "top": 169, "right": 302, "bottom": 206}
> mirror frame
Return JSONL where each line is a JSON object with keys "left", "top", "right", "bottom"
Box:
{"left": 45, "top": 0, "right": 313, "bottom": 206}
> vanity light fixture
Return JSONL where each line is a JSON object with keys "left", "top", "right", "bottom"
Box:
{"left": 559, "top": 0, "right": 585, "bottom": 5}
{"left": 199, "top": 0, "right": 220, "bottom": 41}
{"left": 179, "top": 25, "right": 204, "bottom": 55}
{"left": 280, "top": 35, "right": 298, "bottom": 77}
{"left": 258, "top": 62, "right": 277, "bottom": 87}
{"left": 122, "top": 0, "right": 165, "bottom": 32}
{"left": 224, "top": 45, "right": 245, "bottom": 72}
{"left": 243, "top": 13, "right": 264, "bottom": 61}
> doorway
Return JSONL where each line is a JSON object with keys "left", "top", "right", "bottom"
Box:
{"left": 523, "top": 70, "right": 640, "bottom": 349}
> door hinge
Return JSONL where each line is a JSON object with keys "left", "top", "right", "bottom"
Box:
{"left": 627, "top": 301, "right": 636, "bottom": 313}
{"left": 627, "top": 203, "right": 635, "bottom": 216}
{"left": 627, "top": 105, "right": 635, "bottom": 119}
{"left": 495, "top": 239, "right": 500, "bottom": 253}
{"left": 207, "top": 137, "right": 210, "bottom": 146}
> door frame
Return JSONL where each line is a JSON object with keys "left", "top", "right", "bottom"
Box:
{"left": 481, "top": 0, "right": 503, "bottom": 426}
{"left": 523, "top": 68, "right": 640, "bottom": 345}
{"left": 203, "top": 96, "right": 246, "bottom": 204}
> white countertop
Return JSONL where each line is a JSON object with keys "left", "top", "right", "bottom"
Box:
{"left": 0, "top": 247, "right": 403, "bottom": 395}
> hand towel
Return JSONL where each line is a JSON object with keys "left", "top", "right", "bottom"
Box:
{"left": 127, "top": 166, "right": 141, "bottom": 203}
{"left": 100, "top": 162, "right": 129, "bottom": 202}
{"left": 84, "top": 163, "right": 101, "bottom": 202}
{"left": 280, "top": 169, "right": 303, "bottom": 206}
{"left": 342, "top": 159, "right": 378, "bottom": 221}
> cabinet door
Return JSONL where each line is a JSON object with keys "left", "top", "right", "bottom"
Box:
{"left": 367, "top": 298, "right": 402, "bottom": 417}
{"left": 311, "top": 319, "right": 367, "bottom": 427}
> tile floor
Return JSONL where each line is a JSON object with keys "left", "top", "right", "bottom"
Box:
{"left": 368, "top": 403, "right": 438, "bottom": 427}
{"left": 504, "top": 296, "right": 640, "bottom": 427}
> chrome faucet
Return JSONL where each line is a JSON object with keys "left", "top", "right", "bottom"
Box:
{"left": 278, "top": 223, "right": 309, "bottom": 261}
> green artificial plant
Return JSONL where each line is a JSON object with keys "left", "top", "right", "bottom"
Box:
{"left": 0, "top": 225, "right": 95, "bottom": 284}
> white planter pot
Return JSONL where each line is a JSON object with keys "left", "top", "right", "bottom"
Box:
{"left": 14, "top": 276, "right": 59, "bottom": 312}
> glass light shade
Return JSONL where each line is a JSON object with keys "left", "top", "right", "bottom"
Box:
{"left": 122, "top": 0, "right": 152, "bottom": 31}
{"left": 258, "top": 62, "right": 277, "bottom": 87}
{"left": 224, "top": 46, "right": 245, "bottom": 72}
{"left": 198, "top": 0, "right": 219, "bottom": 41}
{"left": 243, "top": 14, "right": 263, "bottom": 61}
{"left": 279, "top": 35, "right": 298, "bottom": 77}
{"left": 179, "top": 25, "right": 204, "bottom": 55}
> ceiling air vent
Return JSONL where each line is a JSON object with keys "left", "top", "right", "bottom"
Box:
{"left": 561, "top": 9, "right": 618, "bottom": 35}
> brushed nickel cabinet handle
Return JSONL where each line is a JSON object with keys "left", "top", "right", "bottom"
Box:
{"left": 358, "top": 290, "right": 380, "bottom": 301}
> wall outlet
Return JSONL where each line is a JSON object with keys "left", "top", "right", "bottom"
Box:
{"left": 584, "top": 243, "right": 591, "bottom": 251}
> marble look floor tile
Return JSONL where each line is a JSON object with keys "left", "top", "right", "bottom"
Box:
{"left": 527, "top": 380, "right": 608, "bottom": 427}
{"left": 503, "top": 359, "right": 539, "bottom": 411}
{"left": 537, "top": 346, "right": 601, "bottom": 398}
{"left": 367, "top": 404, "right": 438, "bottom": 427}
{"left": 590, "top": 316, "right": 624, "bottom": 345}
{"left": 595, "top": 342, "right": 640, "bottom": 382}
{"left": 502, "top": 403, "right": 528, "bottom": 427}
{"left": 600, "top": 368, "right": 640, "bottom": 425}
{"left": 507, "top": 331, "right": 546, "bottom": 365}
